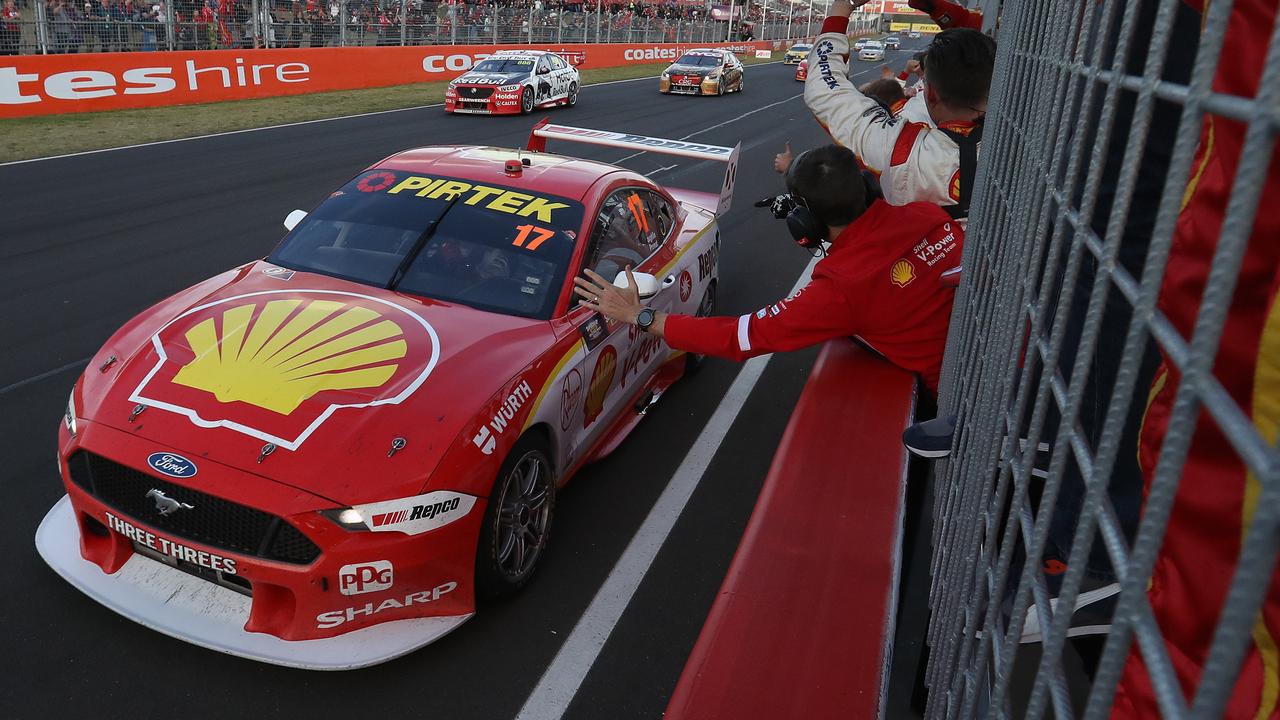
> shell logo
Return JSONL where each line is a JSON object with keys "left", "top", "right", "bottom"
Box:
{"left": 130, "top": 290, "right": 440, "bottom": 450}
{"left": 583, "top": 346, "right": 617, "bottom": 428}
{"left": 172, "top": 299, "right": 407, "bottom": 415}
{"left": 891, "top": 259, "right": 917, "bottom": 288}
{"left": 949, "top": 169, "right": 962, "bottom": 202}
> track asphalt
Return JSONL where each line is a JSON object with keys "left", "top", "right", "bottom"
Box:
{"left": 0, "top": 47, "right": 921, "bottom": 720}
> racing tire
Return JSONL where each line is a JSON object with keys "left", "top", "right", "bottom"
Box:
{"left": 566, "top": 82, "right": 578, "bottom": 108}
{"left": 475, "top": 432, "right": 556, "bottom": 599}
{"left": 684, "top": 281, "right": 718, "bottom": 375}
{"left": 520, "top": 86, "right": 535, "bottom": 115}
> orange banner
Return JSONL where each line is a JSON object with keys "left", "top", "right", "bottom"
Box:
{"left": 0, "top": 41, "right": 773, "bottom": 118}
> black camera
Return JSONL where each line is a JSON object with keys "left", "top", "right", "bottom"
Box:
{"left": 754, "top": 193, "right": 798, "bottom": 220}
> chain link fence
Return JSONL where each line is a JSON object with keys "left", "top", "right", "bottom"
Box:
{"left": 0, "top": 0, "right": 828, "bottom": 54}
{"left": 928, "top": 0, "right": 1278, "bottom": 717}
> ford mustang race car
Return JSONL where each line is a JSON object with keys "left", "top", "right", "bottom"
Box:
{"left": 37, "top": 121, "right": 739, "bottom": 670}
{"left": 782, "top": 43, "right": 811, "bottom": 64}
{"left": 659, "top": 48, "right": 744, "bottom": 95}
{"left": 445, "top": 49, "right": 581, "bottom": 115}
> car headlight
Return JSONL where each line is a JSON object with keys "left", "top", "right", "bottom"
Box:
{"left": 661, "top": 72, "right": 670, "bottom": 79}
{"left": 499, "top": 84, "right": 521, "bottom": 92}
{"left": 64, "top": 387, "right": 76, "bottom": 437}
{"left": 323, "top": 491, "right": 476, "bottom": 534}
{"left": 321, "top": 507, "right": 369, "bottom": 531}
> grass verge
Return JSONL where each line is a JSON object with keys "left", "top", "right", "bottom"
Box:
{"left": 0, "top": 55, "right": 778, "bottom": 163}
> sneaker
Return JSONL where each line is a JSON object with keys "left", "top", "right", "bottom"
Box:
{"left": 903, "top": 415, "right": 957, "bottom": 458}
{"left": 1019, "top": 578, "right": 1120, "bottom": 644}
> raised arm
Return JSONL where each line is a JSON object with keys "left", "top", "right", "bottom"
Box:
{"left": 804, "top": 1, "right": 903, "bottom": 176}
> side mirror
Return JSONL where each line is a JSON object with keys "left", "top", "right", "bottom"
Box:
{"left": 284, "top": 209, "right": 307, "bottom": 231}
{"left": 614, "top": 271, "right": 661, "bottom": 300}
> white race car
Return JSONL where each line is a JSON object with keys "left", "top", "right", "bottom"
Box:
{"left": 445, "top": 50, "right": 582, "bottom": 115}
{"left": 859, "top": 41, "right": 886, "bottom": 61}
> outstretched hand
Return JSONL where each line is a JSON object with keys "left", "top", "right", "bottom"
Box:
{"left": 573, "top": 267, "right": 644, "bottom": 326}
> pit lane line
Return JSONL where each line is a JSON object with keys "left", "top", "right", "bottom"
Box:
{"left": 0, "top": 61, "right": 785, "bottom": 168}
{"left": 515, "top": 255, "right": 819, "bottom": 720}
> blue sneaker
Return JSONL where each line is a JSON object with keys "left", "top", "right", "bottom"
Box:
{"left": 902, "top": 415, "right": 957, "bottom": 458}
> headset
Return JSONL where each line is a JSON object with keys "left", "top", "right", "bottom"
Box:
{"left": 783, "top": 149, "right": 828, "bottom": 249}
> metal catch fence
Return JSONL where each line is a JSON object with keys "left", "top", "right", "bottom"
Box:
{"left": 929, "top": 0, "right": 1279, "bottom": 717}
{"left": 0, "top": 0, "right": 836, "bottom": 54}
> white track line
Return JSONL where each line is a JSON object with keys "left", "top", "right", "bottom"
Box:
{"left": 644, "top": 163, "right": 679, "bottom": 176}
{"left": 0, "top": 61, "right": 783, "bottom": 167}
{"left": 614, "top": 91, "right": 803, "bottom": 165}
{"left": 613, "top": 63, "right": 884, "bottom": 165}
{"left": 515, "top": 255, "right": 818, "bottom": 720}
{"left": 0, "top": 357, "right": 90, "bottom": 397}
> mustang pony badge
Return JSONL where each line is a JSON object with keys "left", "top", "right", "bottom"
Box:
{"left": 145, "top": 488, "right": 194, "bottom": 516}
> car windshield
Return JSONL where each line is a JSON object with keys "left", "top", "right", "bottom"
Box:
{"left": 864, "top": 42, "right": 883, "bottom": 49}
{"left": 269, "top": 170, "right": 585, "bottom": 319}
{"left": 472, "top": 58, "right": 535, "bottom": 74}
{"left": 791, "top": 44, "right": 811, "bottom": 51}
{"left": 676, "top": 53, "right": 722, "bottom": 67}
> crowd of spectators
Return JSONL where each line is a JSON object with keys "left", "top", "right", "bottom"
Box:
{"left": 3, "top": 0, "right": 813, "bottom": 52}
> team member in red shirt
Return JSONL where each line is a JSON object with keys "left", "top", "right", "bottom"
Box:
{"left": 573, "top": 145, "right": 963, "bottom": 392}
{"left": 1117, "top": 0, "right": 1280, "bottom": 716}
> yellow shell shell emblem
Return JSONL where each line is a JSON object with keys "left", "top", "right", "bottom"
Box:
{"left": 172, "top": 299, "right": 407, "bottom": 415}
{"left": 891, "top": 259, "right": 917, "bottom": 288}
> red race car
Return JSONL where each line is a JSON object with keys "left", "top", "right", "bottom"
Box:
{"left": 37, "top": 122, "right": 739, "bottom": 669}
{"left": 795, "top": 59, "right": 808, "bottom": 82}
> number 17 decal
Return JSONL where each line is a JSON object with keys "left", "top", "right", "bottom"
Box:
{"left": 512, "top": 224, "right": 556, "bottom": 250}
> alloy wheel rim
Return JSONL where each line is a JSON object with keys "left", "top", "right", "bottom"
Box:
{"left": 494, "top": 452, "right": 551, "bottom": 579}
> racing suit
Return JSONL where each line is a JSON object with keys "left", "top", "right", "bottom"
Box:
{"left": 805, "top": 15, "right": 978, "bottom": 215}
{"left": 663, "top": 200, "right": 962, "bottom": 391}
{"left": 899, "top": 92, "right": 933, "bottom": 125}
{"left": 1118, "top": 0, "right": 1280, "bottom": 716}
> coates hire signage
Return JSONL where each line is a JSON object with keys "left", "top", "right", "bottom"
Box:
{"left": 0, "top": 40, "right": 772, "bottom": 118}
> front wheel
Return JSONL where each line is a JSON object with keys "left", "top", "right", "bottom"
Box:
{"left": 520, "top": 86, "right": 535, "bottom": 115}
{"left": 475, "top": 434, "right": 556, "bottom": 598}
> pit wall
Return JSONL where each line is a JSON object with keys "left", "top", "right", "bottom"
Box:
{"left": 0, "top": 40, "right": 786, "bottom": 118}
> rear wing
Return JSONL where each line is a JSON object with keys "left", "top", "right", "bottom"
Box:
{"left": 526, "top": 120, "right": 741, "bottom": 215}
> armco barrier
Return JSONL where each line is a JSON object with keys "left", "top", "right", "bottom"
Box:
{"left": 0, "top": 40, "right": 779, "bottom": 118}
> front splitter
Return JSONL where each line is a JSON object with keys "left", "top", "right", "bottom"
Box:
{"left": 36, "top": 495, "right": 472, "bottom": 670}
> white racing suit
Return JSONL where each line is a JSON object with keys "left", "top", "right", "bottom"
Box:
{"left": 805, "top": 16, "right": 979, "bottom": 217}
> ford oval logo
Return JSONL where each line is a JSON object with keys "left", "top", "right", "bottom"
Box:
{"left": 146, "top": 452, "right": 198, "bottom": 479}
